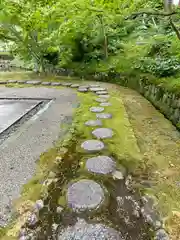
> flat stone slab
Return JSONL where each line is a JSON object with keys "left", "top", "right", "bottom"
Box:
{"left": 0, "top": 81, "right": 7, "bottom": 84}
{"left": 81, "top": 140, "right": 105, "bottom": 152}
{"left": 96, "top": 91, "right": 108, "bottom": 95}
{"left": 85, "top": 120, "right": 102, "bottom": 127}
{"left": 89, "top": 84, "right": 100, "bottom": 87}
{"left": 67, "top": 179, "right": 105, "bottom": 212}
{"left": 100, "top": 102, "right": 112, "bottom": 107}
{"left": 51, "top": 82, "right": 61, "bottom": 86}
{"left": 86, "top": 156, "right": 116, "bottom": 174}
{"left": 96, "top": 113, "right": 112, "bottom": 119}
{"left": 92, "top": 128, "right": 114, "bottom": 139}
{"left": 90, "top": 107, "right": 104, "bottom": 113}
{"left": 98, "top": 95, "right": 110, "bottom": 99}
{"left": 17, "top": 80, "right": 26, "bottom": 84}
{"left": 57, "top": 218, "right": 122, "bottom": 240}
{"left": 26, "top": 80, "right": 41, "bottom": 85}
{"left": 95, "top": 98, "right": 107, "bottom": 103}
{"left": 79, "top": 85, "right": 89, "bottom": 89}
{"left": 90, "top": 87, "right": 106, "bottom": 92}
{"left": 71, "top": 84, "right": 79, "bottom": 88}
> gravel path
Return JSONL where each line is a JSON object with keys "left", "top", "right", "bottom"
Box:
{"left": 0, "top": 87, "right": 77, "bottom": 226}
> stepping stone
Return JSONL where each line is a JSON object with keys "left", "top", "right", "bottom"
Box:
{"left": 86, "top": 156, "right": 115, "bottom": 174}
{"left": 95, "top": 98, "right": 107, "bottom": 103}
{"left": 98, "top": 95, "right": 110, "bottom": 99}
{"left": 41, "top": 82, "right": 51, "bottom": 86}
{"left": 79, "top": 85, "right": 89, "bottom": 89}
{"left": 90, "top": 107, "right": 104, "bottom": 113}
{"left": 26, "top": 80, "right": 41, "bottom": 85}
{"left": 7, "top": 80, "right": 17, "bottom": 83}
{"left": 51, "top": 82, "right": 61, "bottom": 86}
{"left": 61, "top": 82, "right": 72, "bottom": 86}
{"left": 71, "top": 84, "right": 79, "bottom": 88}
{"left": 100, "top": 102, "right": 112, "bottom": 107}
{"left": 96, "top": 91, "right": 108, "bottom": 95}
{"left": 85, "top": 120, "right": 102, "bottom": 127}
{"left": 96, "top": 113, "right": 112, "bottom": 119}
{"left": 81, "top": 140, "right": 104, "bottom": 152}
{"left": 92, "top": 128, "right": 114, "bottom": 139}
{"left": 67, "top": 179, "right": 105, "bottom": 212}
{"left": 57, "top": 218, "right": 122, "bottom": 240}
{"left": 78, "top": 88, "right": 88, "bottom": 92}
{"left": 90, "top": 87, "right": 106, "bottom": 92}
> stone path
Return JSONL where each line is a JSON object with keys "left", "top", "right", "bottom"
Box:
{"left": 0, "top": 80, "right": 169, "bottom": 240}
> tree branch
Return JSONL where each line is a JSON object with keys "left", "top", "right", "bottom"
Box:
{"left": 169, "top": 17, "right": 180, "bottom": 40}
{"left": 125, "top": 11, "right": 177, "bottom": 20}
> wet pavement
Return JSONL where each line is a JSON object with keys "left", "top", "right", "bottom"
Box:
{"left": 0, "top": 99, "right": 41, "bottom": 134}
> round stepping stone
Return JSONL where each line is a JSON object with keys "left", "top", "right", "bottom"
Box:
{"left": 17, "top": 80, "right": 26, "bottom": 84}
{"left": 81, "top": 140, "right": 104, "bottom": 152}
{"left": 92, "top": 128, "right": 114, "bottom": 139}
{"left": 98, "top": 95, "right": 110, "bottom": 99}
{"left": 57, "top": 218, "right": 122, "bottom": 240}
{"left": 71, "top": 84, "right": 79, "bottom": 88}
{"left": 96, "top": 113, "right": 112, "bottom": 119}
{"left": 100, "top": 102, "right": 112, "bottom": 107}
{"left": 41, "top": 82, "right": 51, "bottom": 86}
{"left": 90, "top": 87, "right": 106, "bottom": 92}
{"left": 86, "top": 156, "right": 115, "bottom": 174}
{"left": 79, "top": 85, "right": 89, "bottom": 89}
{"left": 67, "top": 179, "right": 105, "bottom": 212}
{"left": 26, "top": 80, "right": 41, "bottom": 85}
{"left": 0, "top": 81, "right": 7, "bottom": 84}
{"left": 51, "top": 82, "right": 61, "bottom": 86}
{"left": 85, "top": 120, "right": 102, "bottom": 127}
{"left": 96, "top": 91, "right": 108, "bottom": 95}
{"left": 78, "top": 88, "right": 88, "bottom": 92}
{"left": 95, "top": 98, "right": 107, "bottom": 103}
{"left": 90, "top": 107, "right": 104, "bottom": 113}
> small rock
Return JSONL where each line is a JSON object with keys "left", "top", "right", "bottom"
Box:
{"left": 155, "top": 229, "right": 169, "bottom": 240}
{"left": 85, "top": 120, "right": 102, "bottom": 127}
{"left": 90, "top": 107, "right": 104, "bottom": 113}
{"left": 112, "top": 170, "right": 124, "bottom": 180}
{"left": 52, "top": 223, "right": 59, "bottom": 232}
{"left": 56, "top": 206, "right": 63, "bottom": 214}
{"left": 27, "top": 213, "right": 38, "bottom": 227}
{"left": 34, "top": 200, "right": 44, "bottom": 211}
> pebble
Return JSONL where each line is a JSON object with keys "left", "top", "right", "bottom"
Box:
{"left": 27, "top": 213, "right": 38, "bottom": 227}
{"left": 67, "top": 179, "right": 105, "bottom": 212}
{"left": 90, "top": 107, "right": 104, "bottom": 113}
{"left": 155, "top": 229, "right": 169, "bottom": 240}
{"left": 112, "top": 170, "right": 124, "bottom": 180}
{"left": 56, "top": 206, "right": 63, "bottom": 214}
{"left": 86, "top": 156, "right": 116, "bottom": 174}
{"left": 34, "top": 199, "right": 44, "bottom": 211}
{"left": 81, "top": 140, "right": 105, "bottom": 152}
{"left": 92, "top": 128, "right": 114, "bottom": 139}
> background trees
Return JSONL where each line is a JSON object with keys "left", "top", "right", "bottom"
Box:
{"left": 0, "top": 0, "right": 180, "bottom": 78}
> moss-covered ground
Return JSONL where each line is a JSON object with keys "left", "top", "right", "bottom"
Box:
{"left": 0, "top": 73, "right": 179, "bottom": 239}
